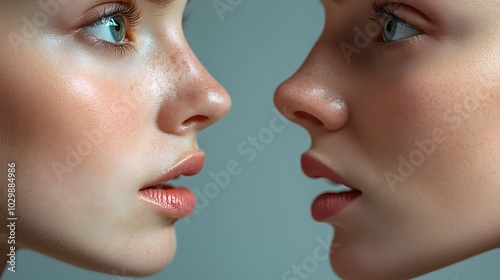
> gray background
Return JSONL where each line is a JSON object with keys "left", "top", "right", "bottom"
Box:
{"left": 3, "top": 0, "right": 500, "bottom": 279}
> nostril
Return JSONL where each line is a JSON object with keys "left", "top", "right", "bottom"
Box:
{"left": 182, "top": 115, "right": 209, "bottom": 127}
{"left": 293, "top": 111, "right": 323, "bottom": 126}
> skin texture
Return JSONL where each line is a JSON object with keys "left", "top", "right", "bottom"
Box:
{"left": 0, "top": 0, "right": 230, "bottom": 277}
{"left": 275, "top": 0, "right": 500, "bottom": 279}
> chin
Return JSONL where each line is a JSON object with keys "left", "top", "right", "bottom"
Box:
{"left": 106, "top": 251, "right": 175, "bottom": 277}
{"left": 66, "top": 244, "right": 176, "bottom": 277}
{"left": 23, "top": 226, "right": 178, "bottom": 277}
{"left": 90, "top": 235, "right": 177, "bottom": 277}
{"left": 329, "top": 236, "right": 416, "bottom": 280}
{"left": 330, "top": 253, "right": 408, "bottom": 280}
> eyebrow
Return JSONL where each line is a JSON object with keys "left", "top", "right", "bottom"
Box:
{"left": 147, "top": 0, "right": 191, "bottom": 8}
{"left": 319, "top": 0, "right": 346, "bottom": 5}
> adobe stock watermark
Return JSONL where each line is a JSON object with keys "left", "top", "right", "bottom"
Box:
{"left": 384, "top": 88, "right": 494, "bottom": 192}
{"left": 184, "top": 109, "right": 290, "bottom": 224}
{"left": 7, "top": 0, "right": 71, "bottom": 51}
{"left": 213, "top": 0, "right": 243, "bottom": 22}
{"left": 51, "top": 86, "right": 147, "bottom": 182}
{"left": 282, "top": 234, "right": 340, "bottom": 280}
{"left": 5, "top": 163, "right": 17, "bottom": 273}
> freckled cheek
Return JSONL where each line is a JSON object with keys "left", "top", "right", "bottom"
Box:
{"left": 59, "top": 79, "right": 154, "bottom": 172}
{"left": 355, "top": 81, "right": 450, "bottom": 172}
{"left": 31, "top": 81, "right": 154, "bottom": 220}
{"left": 2, "top": 72, "right": 152, "bottom": 181}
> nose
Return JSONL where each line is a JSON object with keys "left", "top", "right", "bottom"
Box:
{"left": 274, "top": 46, "right": 349, "bottom": 133}
{"left": 156, "top": 50, "right": 231, "bottom": 136}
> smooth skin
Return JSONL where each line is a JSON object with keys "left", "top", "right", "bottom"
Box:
{"left": 275, "top": 0, "right": 500, "bottom": 279}
{"left": 0, "top": 0, "right": 230, "bottom": 277}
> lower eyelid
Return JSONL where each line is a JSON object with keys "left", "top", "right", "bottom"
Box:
{"left": 369, "top": 34, "right": 431, "bottom": 53}
{"left": 74, "top": 29, "right": 136, "bottom": 56}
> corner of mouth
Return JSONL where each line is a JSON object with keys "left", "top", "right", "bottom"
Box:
{"left": 332, "top": 184, "right": 363, "bottom": 194}
{"left": 342, "top": 184, "right": 362, "bottom": 194}
{"left": 301, "top": 153, "right": 362, "bottom": 193}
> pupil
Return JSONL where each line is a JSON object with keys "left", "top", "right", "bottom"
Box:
{"left": 387, "top": 20, "right": 394, "bottom": 33}
{"left": 109, "top": 16, "right": 125, "bottom": 42}
{"left": 384, "top": 17, "right": 396, "bottom": 40}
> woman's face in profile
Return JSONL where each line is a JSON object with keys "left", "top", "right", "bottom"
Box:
{"left": 276, "top": 0, "right": 500, "bottom": 279}
{"left": 0, "top": 0, "right": 230, "bottom": 276}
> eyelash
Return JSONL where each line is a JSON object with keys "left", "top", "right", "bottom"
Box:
{"left": 82, "top": 2, "right": 191, "bottom": 55}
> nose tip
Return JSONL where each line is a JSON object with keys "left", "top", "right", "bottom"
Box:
{"left": 157, "top": 82, "right": 231, "bottom": 135}
{"left": 274, "top": 78, "right": 349, "bottom": 132}
{"left": 190, "top": 88, "right": 232, "bottom": 132}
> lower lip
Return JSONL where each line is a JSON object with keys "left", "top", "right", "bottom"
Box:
{"left": 140, "top": 186, "right": 195, "bottom": 219}
{"left": 311, "top": 191, "right": 361, "bottom": 221}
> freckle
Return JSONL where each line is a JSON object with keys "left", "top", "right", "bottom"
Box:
{"left": 169, "top": 54, "right": 178, "bottom": 72}
{"left": 170, "top": 54, "right": 177, "bottom": 64}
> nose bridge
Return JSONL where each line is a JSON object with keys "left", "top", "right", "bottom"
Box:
{"left": 305, "top": 39, "right": 353, "bottom": 82}
{"left": 156, "top": 46, "right": 231, "bottom": 136}
{"left": 274, "top": 41, "right": 350, "bottom": 132}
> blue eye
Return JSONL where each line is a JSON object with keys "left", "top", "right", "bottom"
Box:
{"left": 85, "top": 16, "right": 127, "bottom": 43}
{"left": 382, "top": 15, "right": 420, "bottom": 42}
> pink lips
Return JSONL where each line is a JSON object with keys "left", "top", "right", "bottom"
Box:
{"left": 139, "top": 153, "right": 204, "bottom": 219}
{"left": 310, "top": 191, "right": 361, "bottom": 221}
{"left": 301, "top": 153, "right": 361, "bottom": 221}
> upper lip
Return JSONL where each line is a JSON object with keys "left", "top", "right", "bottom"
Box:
{"left": 141, "top": 153, "right": 205, "bottom": 190}
{"left": 301, "top": 153, "right": 361, "bottom": 192}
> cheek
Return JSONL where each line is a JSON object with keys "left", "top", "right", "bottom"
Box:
{"left": 337, "top": 67, "right": 500, "bottom": 276}
{"left": 3, "top": 69, "right": 147, "bottom": 172}
{"left": 0, "top": 56, "right": 154, "bottom": 226}
{"left": 354, "top": 50, "right": 499, "bottom": 180}
{"left": 348, "top": 53, "right": 500, "bottom": 224}
{"left": 351, "top": 78, "right": 445, "bottom": 170}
